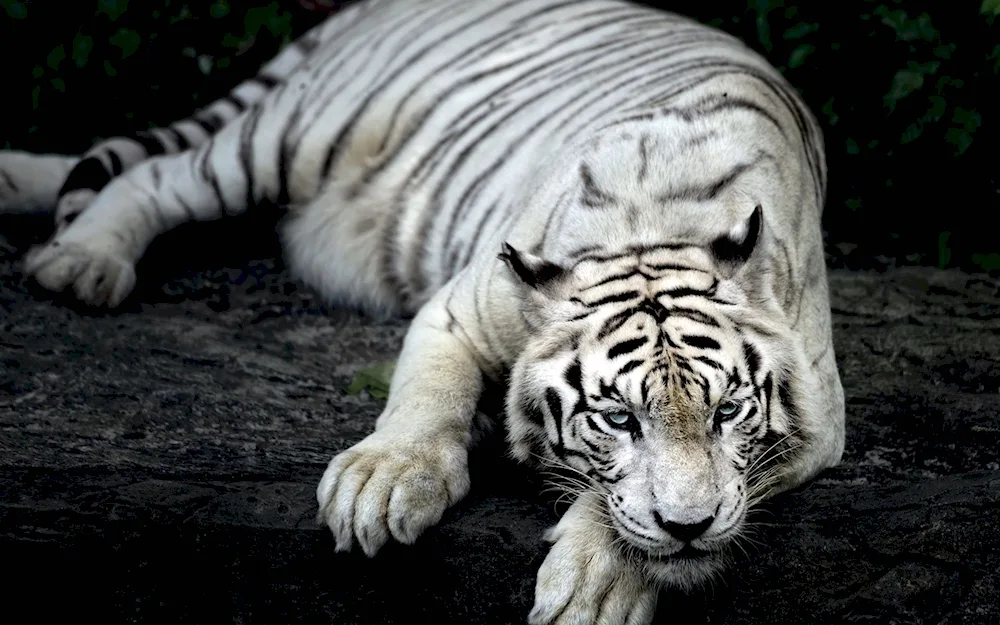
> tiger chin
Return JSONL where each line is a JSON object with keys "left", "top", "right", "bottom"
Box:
{"left": 1, "top": 0, "right": 846, "bottom": 623}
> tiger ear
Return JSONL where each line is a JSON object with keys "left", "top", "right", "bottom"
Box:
{"left": 710, "top": 204, "right": 763, "bottom": 271}
{"left": 499, "top": 243, "right": 567, "bottom": 295}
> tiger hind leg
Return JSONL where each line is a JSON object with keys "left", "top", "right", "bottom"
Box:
{"left": 0, "top": 152, "right": 79, "bottom": 215}
{"left": 22, "top": 80, "right": 318, "bottom": 307}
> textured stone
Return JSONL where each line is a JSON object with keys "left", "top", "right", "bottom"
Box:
{"left": 2, "top": 213, "right": 998, "bottom": 624}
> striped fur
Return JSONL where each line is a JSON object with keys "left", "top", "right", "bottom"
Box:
{"left": 0, "top": 1, "right": 846, "bottom": 622}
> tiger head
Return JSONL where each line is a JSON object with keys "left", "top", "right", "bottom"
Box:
{"left": 502, "top": 206, "right": 819, "bottom": 587}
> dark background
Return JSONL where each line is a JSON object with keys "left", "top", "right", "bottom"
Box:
{"left": 1, "top": 0, "right": 998, "bottom": 273}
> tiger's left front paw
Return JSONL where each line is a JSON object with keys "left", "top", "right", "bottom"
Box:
{"left": 528, "top": 496, "right": 658, "bottom": 625}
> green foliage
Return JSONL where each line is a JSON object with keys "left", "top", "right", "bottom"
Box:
{"left": 96, "top": 0, "right": 129, "bottom": 22}
{"left": 972, "top": 253, "right": 1000, "bottom": 272}
{"left": 938, "top": 231, "right": 952, "bottom": 269}
{"left": 109, "top": 28, "right": 141, "bottom": 59}
{"left": 1, "top": 0, "right": 26, "bottom": 19}
{"left": 345, "top": 363, "right": 396, "bottom": 400}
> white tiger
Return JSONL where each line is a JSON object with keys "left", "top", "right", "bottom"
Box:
{"left": 0, "top": 0, "right": 846, "bottom": 622}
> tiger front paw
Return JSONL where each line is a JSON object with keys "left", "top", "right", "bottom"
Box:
{"left": 316, "top": 429, "right": 471, "bottom": 556}
{"left": 529, "top": 495, "right": 658, "bottom": 625}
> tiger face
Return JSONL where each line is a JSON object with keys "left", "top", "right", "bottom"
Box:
{"left": 503, "top": 207, "right": 807, "bottom": 586}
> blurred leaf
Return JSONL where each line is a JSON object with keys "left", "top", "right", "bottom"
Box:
{"left": 197, "top": 55, "right": 214, "bottom": 75}
{"left": 945, "top": 107, "right": 981, "bottom": 155}
{"left": 821, "top": 97, "right": 838, "bottom": 126}
{"left": 899, "top": 123, "right": 922, "bottom": 144}
{"left": 875, "top": 6, "right": 938, "bottom": 42}
{"left": 937, "top": 231, "right": 951, "bottom": 269}
{"left": 169, "top": 5, "right": 193, "bottom": 24}
{"left": 935, "top": 75, "right": 964, "bottom": 94}
{"left": 749, "top": 0, "right": 785, "bottom": 52}
{"left": 788, "top": 43, "right": 815, "bottom": 68}
{"left": 96, "top": 0, "right": 129, "bottom": 21}
{"left": 982, "top": 0, "right": 1000, "bottom": 17}
{"left": 933, "top": 43, "right": 956, "bottom": 60}
{"left": 31, "top": 65, "right": 43, "bottom": 79}
{"left": 246, "top": 3, "right": 294, "bottom": 39}
{"left": 783, "top": 22, "right": 818, "bottom": 39}
{"left": 845, "top": 137, "right": 859, "bottom": 155}
{"left": 50, "top": 77, "right": 65, "bottom": 93}
{"left": 2, "top": 0, "right": 26, "bottom": 19}
{"left": 990, "top": 44, "right": 1000, "bottom": 74}
{"left": 926, "top": 95, "right": 947, "bottom": 121}
{"left": 346, "top": 363, "right": 396, "bottom": 400}
{"left": 908, "top": 60, "right": 940, "bottom": 75}
{"left": 972, "top": 253, "right": 1000, "bottom": 272}
{"left": 845, "top": 198, "right": 862, "bottom": 211}
{"left": 103, "top": 60, "right": 117, "bottom": 76}
{"left": 46, "top": 45, "right": 66, "bottom": 71}
{"left": 72, "top": 34, "right": 93, "bottom": 68}
{"left": 884, "top": 69, "right": 923, "bottom": 112}
{"left": 952, "top": 106, "right": 981, "bottom": 132}
{"left": 210, "top": 1, "right": 230, "bottom": 19}
{"left": 109, "top": 28, "right": 141, "bottom": 59}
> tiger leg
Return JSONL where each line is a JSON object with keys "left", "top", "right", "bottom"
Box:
{"left": 0, "top": 152, "right": 79, "bottom": 215}
{"left": 22, "top": 82, "right": 309, "bottom": 307}
{"left": 528, "top": 492, "right": 659, "bottom": 625}
{"left": 49, "top": 27, "right": 324, "bottom": 232}
{"left": 316, "top": 286, "right": 483, "bottom": 556}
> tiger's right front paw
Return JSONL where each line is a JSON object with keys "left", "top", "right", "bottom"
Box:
{"left": 316, "top": 430, "right": 470, "bottom": 556}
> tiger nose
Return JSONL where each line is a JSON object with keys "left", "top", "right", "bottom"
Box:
{"left": 653, "top": 511, "right": 714, "bottom": 542}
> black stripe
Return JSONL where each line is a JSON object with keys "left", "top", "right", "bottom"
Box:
{"left": 58, "top": 157, "right": 111, "bottom": 196}
{"left": 694, "top": 356, "right": 722, "bottom": 370}
{"left": 165, "top": 127, "right": 191, "bottom": 150}
{"left": 658, "top": 287, "right": 710, "bottom": 298}
{"left": 520, "top": 396, "right": 544, "bottom": 427}
{"left": 586, "top": 290, "right": 641, "bottom": 308}
{"left": 579, "top": 163, "right": 614, "bottom": 207}
{"left": 107, "top": 151, "right": 124, "bottom": 176}
{"left": 239, "top": 104, "right": 264, "bottom": 207}
{"left": 776, "top": 376, "right": 799, "bottom": 420}
{"left": 637, "top": 133, "right": 650, "bottom": 182}
{"left": 198, "top": 139, "right": 228, "bottom": 217}
{"left": 657, "top": 158, "right": 757, "bottom": 203}
{"left": 607, "top": 336, "right": 648, "bottom": 360}
{"left": 545, "top": 387, "right": 565, "bottom": 454}
{"left": 0, "top": 169, "right": 17, "bottom": 192}
{"left": 681, "top": 335, "right": 720, "bottom": 350}
{"left": 132, "top": 130, "right": 168, "bottom": 157}
{"left": 276, "top": 97, "right": 307, "bottom": 207}
{"left": 617, "top": 359, "right": 643, "bottom": 377}
{"left": 669, "top": 307, "right": 720, "bottom": 327}
{"left": 253, "top": 74, "right": 281, "bottom": 89}
{"left": 584, "top": 269, "right": 653, "bottom": 290}
{"left": 193, "top": 116, "right": 220, "bottom": 135}
{"left": 742, "top": 341, "right": 761, "bottom": 381}
{"left": 223, "top": 93, "right": 248, "bottom": 113}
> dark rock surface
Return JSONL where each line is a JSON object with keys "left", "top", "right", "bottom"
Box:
{"left": 2, "top": 213, "right": 998, "bottom": 624}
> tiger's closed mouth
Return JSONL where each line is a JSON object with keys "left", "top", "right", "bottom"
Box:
{"left": 651, "top": 545, "right": 712, "bottom": 561}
